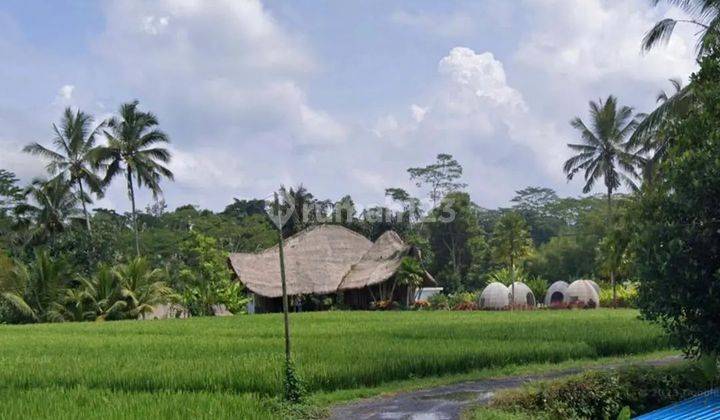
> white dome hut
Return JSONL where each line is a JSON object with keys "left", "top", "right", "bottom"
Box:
{"left": 564, "top": 280, "right": 600, "bottom": 308}
{"left": 509, "top": 282, "right": 536, "bottom": 307}
{"left": 479, "top": 282, "right": 510, "bottom": 310}
{"left": 544, "top": 281, "right": 569, "bottom": 307}
{"left": 586, "top": 280, "right": 601, "bottom": 295}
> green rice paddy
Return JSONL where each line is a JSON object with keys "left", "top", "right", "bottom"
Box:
{"left": 0, "top": 310, "right": 670, "bottom": 418}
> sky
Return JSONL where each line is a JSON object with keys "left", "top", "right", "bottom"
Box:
{"left": 0, "top": 0, "right": 699, "bottom": 213}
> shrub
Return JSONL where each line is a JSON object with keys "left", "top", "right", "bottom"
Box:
{"left": 412, "top": 300, "right": 430, "bottom": 310}
{"left": 448, "top": 291, "right": 478, "bottom": 309}
{"left": 428, "top": 293, "right": 450, "bottom": 310}
{"left": 488, "top": 267, "right": 528, "bottom": 286}
{"left": 491, "top": 362, "right": 717, "bottom": 419}
{"left": 525, "top": 277, "right": 548, "bottom": 303}
{"left": 599, "top": 283, "right": 638, "bottom": 308}
{"left": 369, "top": 300, "right": 401, "bottom": 310}
{"left": 453, "top": 301, "right": 478, "bottom": 311}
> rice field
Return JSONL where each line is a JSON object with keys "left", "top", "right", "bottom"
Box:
{"left": 0, "top": 310, "right": 669, "bottom": 418}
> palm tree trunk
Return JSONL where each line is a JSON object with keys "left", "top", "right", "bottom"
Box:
{"left": 127, "top": 171, "right": 140, "bottom": 257}
{"left": 77, "top": 181, "right": 92, "bottom": 234}
{"left": 607, "top": 186, "right": 616, "bottom": 309}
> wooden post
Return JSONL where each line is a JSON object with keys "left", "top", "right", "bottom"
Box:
{"left": 275, "top": 192, "right": 292, "bottom": 363}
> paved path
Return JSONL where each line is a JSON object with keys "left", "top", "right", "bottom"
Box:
{"left": 329, "top": 356, "right": 682, "bottom": 420}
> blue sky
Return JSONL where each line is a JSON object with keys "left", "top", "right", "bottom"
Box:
{"left": 0, "top": 0, "right": 698, "bottom": 212}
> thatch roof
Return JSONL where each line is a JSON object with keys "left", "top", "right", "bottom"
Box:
{"left": 228, "top": 225, "right": 432, "bottom": 298}
{"left": 338, "top": 230, "right": 410, "bottom": 290}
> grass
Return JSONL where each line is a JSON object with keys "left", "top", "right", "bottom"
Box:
{"left": 0, "top": 309, "right": 671, "bottom": 418}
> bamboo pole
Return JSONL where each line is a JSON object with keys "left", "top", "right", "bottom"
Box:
{"left": 275, "top": 192, "right": 292, "bottom": 362}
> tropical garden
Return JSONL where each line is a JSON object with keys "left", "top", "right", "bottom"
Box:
{"left": 0, "top": 0, "right": 719, "bottom": 418}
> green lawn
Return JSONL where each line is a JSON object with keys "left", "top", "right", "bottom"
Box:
{"left": 0, "top": 310, "right": 670, "bottom": 418}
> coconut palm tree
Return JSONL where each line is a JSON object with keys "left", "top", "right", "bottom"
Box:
{"left": 86, "top": 266, "right": 127, "bottom": 320}
{"left": 635, "top": 1, "right": 720, "bottom": 173}
{"left": 642, "top": 0, "right": 720, "bottom": 57}
{"left": 94, "top": 101, "right": 173, "bottom": 256}
{"left": 14, "top": 176, "right": 83, "bottom": 243}
{"left": 491, "top": 212, "right": 533, "bottom": 306}
{"left": 23, "top": 108, "right": 104, "bottom": 232}
{"left": 47, "top": 269, "right": 121, "bottom": 322}
{"left": 395, "top": 257, "right": 426, "bottom": 306}
{"left": 630, "top": 79, "right": 695, "bottom": 183}
{"left": 0, "top": 250, "right": 70, "bottom": 323}
{"left": 113, "top": 257, "right": 177, "bottom": 319}
{"left": 563, "top": 95, "right": 641, "bottom": 307}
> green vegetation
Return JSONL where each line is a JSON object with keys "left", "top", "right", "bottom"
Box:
{"left": 469, "top": 361, "right": 717, "bottom": 419}
{"left": 0, "top": 310, "right": 667, "bottom": 417}
{"left": 632, "top": 41, "right": 720, "bottom": 358}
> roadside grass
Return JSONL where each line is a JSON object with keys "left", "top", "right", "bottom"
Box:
{"left": 0, "top": 309, "right": 671, "bottom": 417}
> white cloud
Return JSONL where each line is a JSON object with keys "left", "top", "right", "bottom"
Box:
{"left": 367, "top": 47, "right": 565, "bottom": 188}
{"left": 142, "top": 16, "right": 169, "bottom": 35}
{"left": 515, "top": 0, "right": 697, "bottom": 84}
{"left": 89, "top": 0, "right": 348, "bottom": 207}
{"left": 0, "top": 138, "right": 46, "bottom": 179}
{"left": 438, "top": 47, "right": 526, "bottom": 112}
{"left": 410, "top": 104, "right": 428, "bottom": 123}
{"left": 57, "top": 84, "right": 74, "bottom": 101}
{"left": 169, "top": 147, "right": 247, "bottom": 190}
{"left": 390, "top": 10, "right": 475, "bottom": 38}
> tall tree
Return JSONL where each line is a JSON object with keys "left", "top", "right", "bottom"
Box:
{"left": 278, "top": 184, "right": 316, "bottom": 236}
{"left": 510, "top": 186, "right": 561, "bottom": 245}
{"left": 563, "top": 95, "right": 641, "bottom": 307}
{"left": 642, "top": 0, "right": 720, "bottom": 58}
{"left": 94, "top": 101, "right": 174, "bottom": 256}
{"left": 408, "top": 154, "right": 467, "bottom": 208}
{"left": 427, "top": 192, "right": 483, "bottom": 292}
{"left": 23, "top": 108, "right": 104, "bottom": 232}
{"left": 333, "top": 195, "right": 357, "bottom": 227}
{"left": 491, "top": 212, "right": 533, "bottom": 304}
{"left": 0, "top": 169, "right": 24, "bottom": 246}
{"left": 633, "top": 47, "right": 720, "bottom": 359}
{"left": 0, "top": 169, "right": 23, "bottom": 217}
{"left": 634, "top": 0, "right": 720, "bottom": 164}
{"left": 385, "top": 187, "right": 422, "bottom": 228}
{"left": 14, "top": 176, "right": 82, "bottom": 243}
{"left": 631, "top": 79, "right": 695, "bottom": 183}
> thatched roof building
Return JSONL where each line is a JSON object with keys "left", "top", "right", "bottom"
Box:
{"left": 228, "top": 224, "right": 434, "bottom": 312}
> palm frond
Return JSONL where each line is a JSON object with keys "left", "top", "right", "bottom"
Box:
{"left": 1, "top": 292, "right": 38, "bottom": 322}
{"left": 642, "top": 18, "right": 678, "bottom": 52}
{"left": 629, "top": 83, "right": 695, "bottom": 147}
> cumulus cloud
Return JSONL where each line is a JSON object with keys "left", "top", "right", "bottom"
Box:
{"left": 438, "top": 47, "right": 527, "bottom": 112}
{"left": 357, "top": 46, "right": 566, "bottom": 206}
{"left": 515, "top": 0, "right": 697, "bottom": 84}
{"left": 0, "top": 0, "right": 703, "bottom": 211}
{"left": 89, "top": 0, "right": 348, "bottom": 206}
